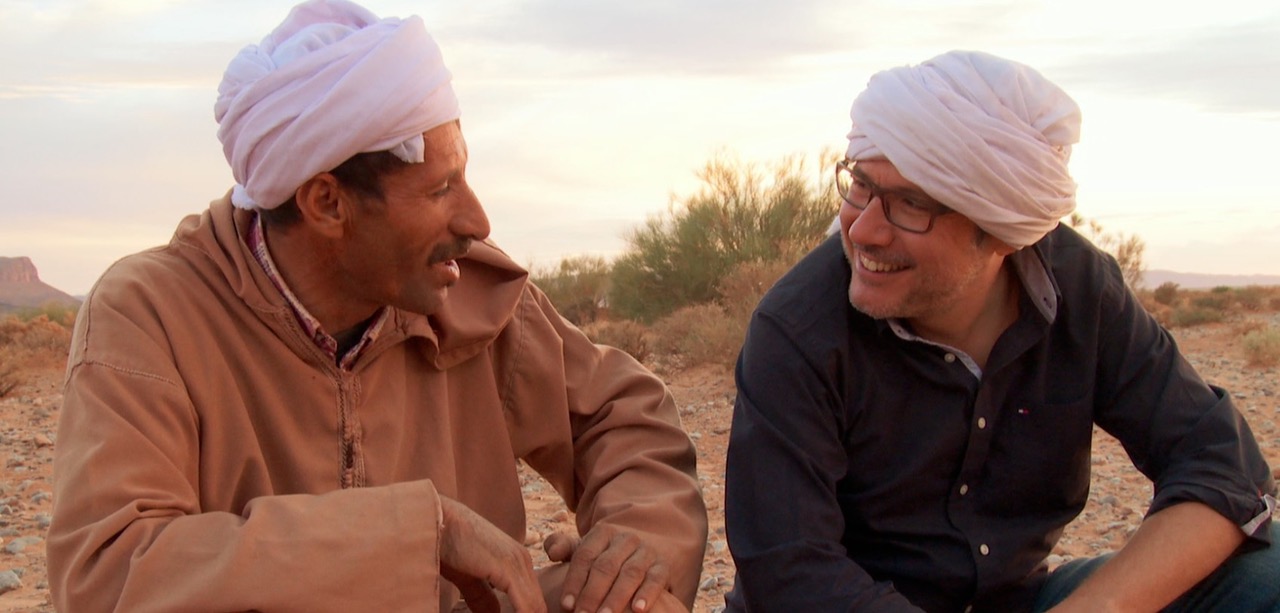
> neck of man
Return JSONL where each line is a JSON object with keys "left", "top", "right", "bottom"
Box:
{"left": 263, "top": 223, "right": 381, "bottom": 339}
{"left": 907, "top": 260, "right": 1020, "bottom": 371}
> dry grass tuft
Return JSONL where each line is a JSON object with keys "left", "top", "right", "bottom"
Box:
{"left": 651, "top": 304, "right": 744, "bottom": 368}
{"left": 581, "top": 319, "right": 651, "bottom": 364}
{"left": 1242, "top": 326, "right": 1280, "bottom": 368}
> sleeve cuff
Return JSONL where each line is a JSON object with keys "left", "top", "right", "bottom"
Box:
{"left": 1241, "top": 493, "right": 1276, "bottom": 539}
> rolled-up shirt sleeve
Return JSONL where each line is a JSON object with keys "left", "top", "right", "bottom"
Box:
{"left": 1091, "top": 265, "right": 1276, "bottom": 544}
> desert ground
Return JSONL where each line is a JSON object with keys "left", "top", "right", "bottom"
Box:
{"left": 2, "top": 314, "right": 1278, "bottom": 612}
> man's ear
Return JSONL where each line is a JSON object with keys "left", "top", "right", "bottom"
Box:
{"left": 294, "top": 173, "right": 351, "bottom": 239}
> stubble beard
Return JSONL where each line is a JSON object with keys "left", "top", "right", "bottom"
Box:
{"left": 844, "top": 245, "right": 988, "bottom": 322}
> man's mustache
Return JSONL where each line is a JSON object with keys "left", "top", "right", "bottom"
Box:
{"left": 428, "top": 239, "right": 472, "bottom": 265}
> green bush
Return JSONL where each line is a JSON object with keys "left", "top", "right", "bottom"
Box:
{"left": 1190, "top": 293, "right": 1232, "bottom": 312}
{"left": 1168, "top": 306, "right": 1225, "bottom": 328}
{"left": 1242, "top": 326, "right": 1280, "bottom": 368}
{"left": 531, "top": 255, "right": 612, "bottom": 326}
{"left": 610, "top": 152, "right": 837, "bottom": 322}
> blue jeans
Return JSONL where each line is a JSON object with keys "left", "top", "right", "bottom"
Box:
{"left": 1032, "top": 524, "right": 1280, "bottom": 612}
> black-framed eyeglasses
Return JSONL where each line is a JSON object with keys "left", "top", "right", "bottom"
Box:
{"left": 834, "top": 158, "right": 953, "bottom": 234}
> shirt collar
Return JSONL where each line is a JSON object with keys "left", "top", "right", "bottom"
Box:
{"left": 883, "top": 243, "right": 1060, "bottom": 379}
{"left": 1008, "top": 246, "right": 1058, "bottom": 324}
{"left": 246, "top": 212, "right": 388, "bottom": 369}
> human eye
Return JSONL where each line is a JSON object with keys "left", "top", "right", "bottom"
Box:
{"left": 896, "top": 194, "right": 945, "bottom": 215}
{"left": 848, "top": 176, "right": 873, "bottom": 199}
{"left": 897, "top": 196, "right": 931, "bottom": 212}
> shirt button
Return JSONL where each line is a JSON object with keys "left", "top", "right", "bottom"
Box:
{"left": 944, "top": 353, "right": 956, "bottom": 363}
{"left": 979, "top": 544, "right": 990, "bottom": 556}
{"left": 959, "top": 484, "right": 969, "bottom": 495}
{"left": 977, "top": 417, "right": 987, "bottom": 429}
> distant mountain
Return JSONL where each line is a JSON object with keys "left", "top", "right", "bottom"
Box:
{"left": 1144, "top": 269, "right": 1280, "bottom": 290}
{"left": 0, "top": 256, "right": 81, "bottom": 313}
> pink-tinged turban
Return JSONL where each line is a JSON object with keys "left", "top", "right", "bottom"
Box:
{"left": 846, "top": 50, "right": 1082, "bottom": 248}
{"left": 214, "top": 0, "right": 459, "bottom": 210}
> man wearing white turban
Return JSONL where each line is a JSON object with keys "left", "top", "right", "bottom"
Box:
{"left": 48, "top": 1, "right": 707, "bottom": 612}
{"left": 724, "top": 51, "right": 1277, "bottom": 612}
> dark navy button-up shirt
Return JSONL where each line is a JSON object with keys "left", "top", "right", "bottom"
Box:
{"left": 724, "top": 227, "right": 1275, "bottom": 612}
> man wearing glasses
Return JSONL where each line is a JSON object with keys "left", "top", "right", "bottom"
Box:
{"left": 724, "top": 50, "right": 1277, "bottom": 612}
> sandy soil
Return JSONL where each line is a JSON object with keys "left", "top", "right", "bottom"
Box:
{"left": 2, "top": 314, "right": 1278, "bottom": 612}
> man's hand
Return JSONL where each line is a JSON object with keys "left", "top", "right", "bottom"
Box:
{"left": 545, "top": 526, "right": 673, "bottom": 613}
{"left": 439, "top": 496, "right": 547, "bottom": 613}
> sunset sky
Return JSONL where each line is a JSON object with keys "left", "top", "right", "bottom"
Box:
{"left": 2, "top": 0, "right": 1278, "bottom": 295}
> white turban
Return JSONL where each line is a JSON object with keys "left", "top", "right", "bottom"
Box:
{"left": 214, "top": 0, "right": 459, "bottom": 210}
{"left": 846, "top": 50, "right": 1081, "bottom": 248}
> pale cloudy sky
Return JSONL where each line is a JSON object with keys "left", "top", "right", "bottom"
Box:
{"left": 2, "top": 0, "right": 1278, "bottom": 295}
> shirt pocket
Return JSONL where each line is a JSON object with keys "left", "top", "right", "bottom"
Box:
{"left": 984, "top": 396, "right": 1094, "bottom": 516}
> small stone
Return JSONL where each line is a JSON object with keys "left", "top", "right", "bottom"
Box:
{"left": 0, "top": 570, "right": 22, "bottom": 594}
{"left": 4, "top": 535, "right": 42, "bottom": 554}
{"left": 30, "top": 491, "right": 52, "bottom": 505}
{"left": 32, "top": 433, "right": 54, "bottom": 447}
{"left": 551, "top": 510, "right": 570, "bottom": 523}
{"left": 699, "top": 576, "right": 718, "bottom": 591}
{"left": 1104, "top": 521, "right": 1130, "bottom": 534}
{"left": 35, "top": 513, "right": 52, "bottom": 529}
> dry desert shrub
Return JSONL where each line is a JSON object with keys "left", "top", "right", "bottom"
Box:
{"left": 651, "top": 303, "right": 744, "bottom": 368}
{"left": 717, "top": 259, "right": 796, "bottom": 321}
{"left": 581, "top": 319, "right": 651, "bottom": 363}
{"left": 0, "top": 314, "right": 73, "bottom": 396}
{"left": 1232, "top": 286, "right": 1270, "bottom": 311}
{"left": 1242, "top": 326, "right": 1280, "bottom": 368}
{"left": 1137, "top": 292, "right": 1172, "bottom": 325}
{"left": 1233, "top": 319, "right": 1268, "bottom": 337}
{"left": 0, "top": 347, "right": 19, "bottom": 398}
{"left": 0, "top": 315, "right": 72, "bottom": 357}
{"left": 1152, "top": 282, "right": 1180, "bottom": 306}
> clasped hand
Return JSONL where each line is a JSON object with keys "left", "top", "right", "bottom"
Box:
{"left": 545, "top": 524, "right": 673, "bottom": 613}
{"left": 439, "top": 499, "right": 673, "bottom": 613}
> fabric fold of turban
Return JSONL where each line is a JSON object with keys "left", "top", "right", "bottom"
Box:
{"left": 214, "top": 0, "right": 459, "bottom": 210}
{"left": 846, "top": 50, "right": 1082, "bottom": 248}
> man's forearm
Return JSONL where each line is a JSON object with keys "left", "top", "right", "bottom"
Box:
{"left": 1050, "top": 501, "right": 1245, "bottom": 613}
